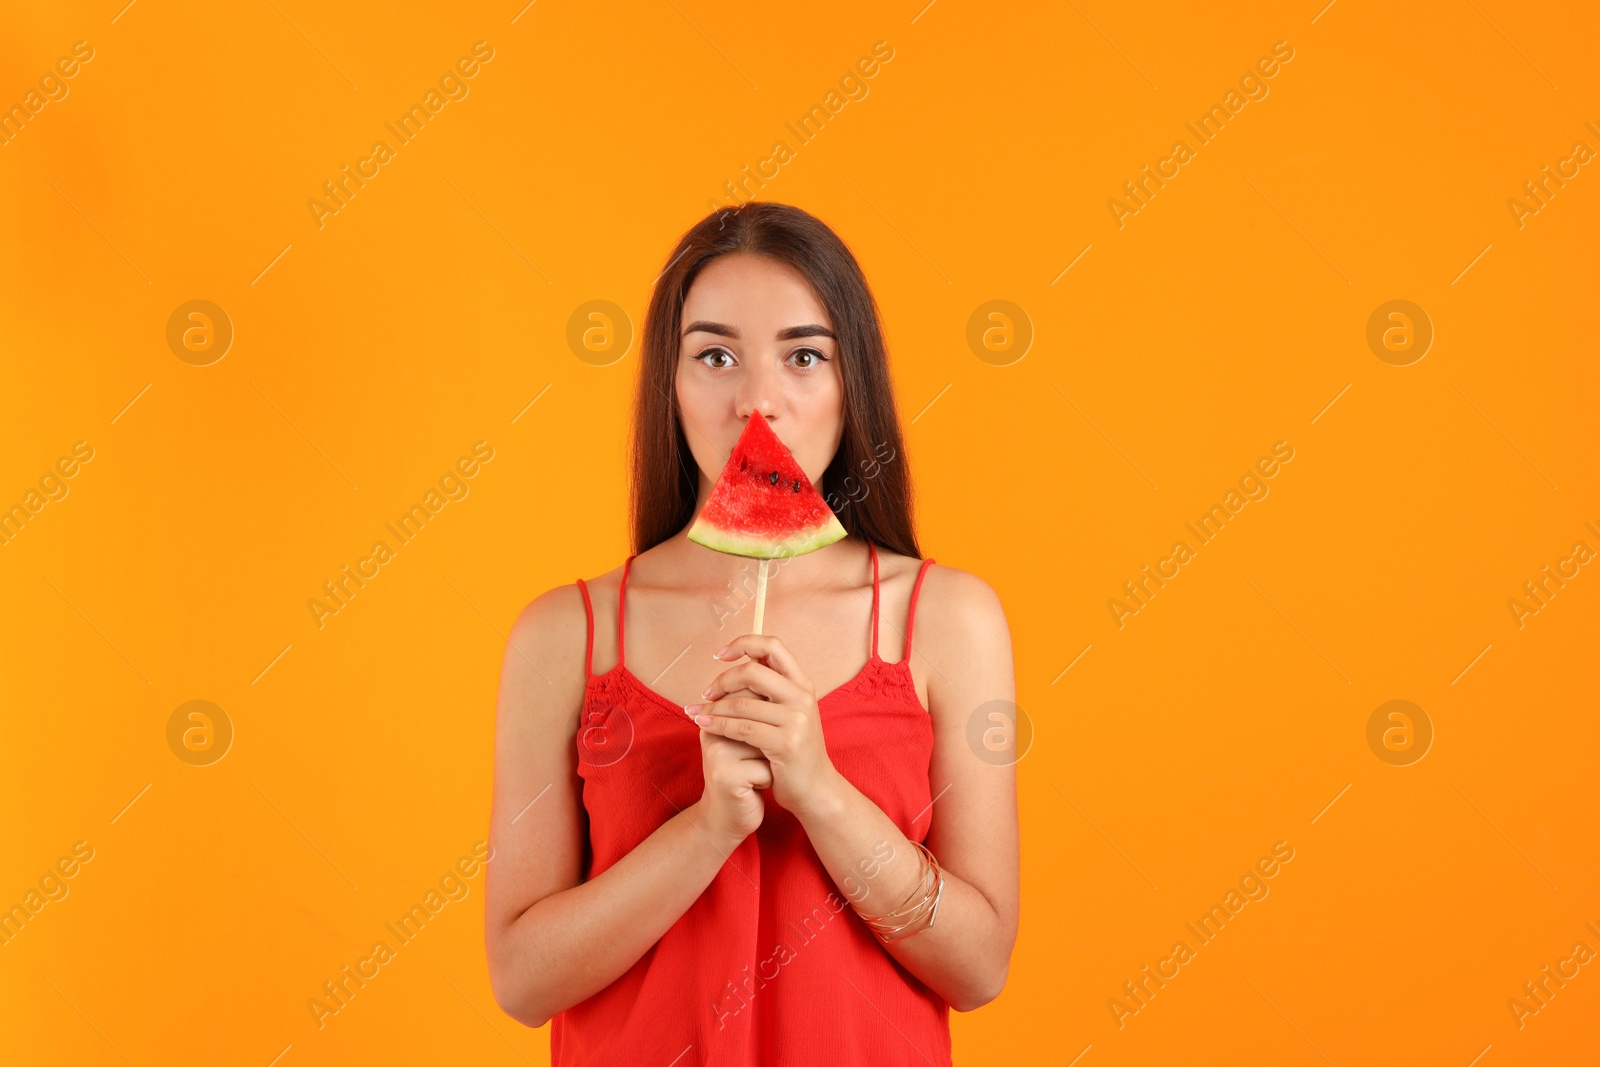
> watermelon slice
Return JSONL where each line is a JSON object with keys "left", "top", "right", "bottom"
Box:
{"left": 687, "top": 416, "right": 848, "bottom": 558}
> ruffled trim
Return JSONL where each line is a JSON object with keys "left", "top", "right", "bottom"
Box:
{"left": 837, "top": 657, "right": 924, "bottom": 709}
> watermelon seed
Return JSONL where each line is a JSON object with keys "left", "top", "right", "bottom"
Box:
{"left": 791, "top": 480, "right": 801, "bottom": 492}
{"left": 768, "top": 471, "right": 780, "bottom": 485}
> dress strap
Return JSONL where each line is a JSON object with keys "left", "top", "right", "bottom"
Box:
{"left": 900, "top": 557, "right": 937, "bottom": 666}
{"left": 617, "top": 555, "right": 636, "bottom": 670}
{"left": 868, "top": 542, "right": 881, "bottom": 659}
{"left": 575, "top": 578, "right": 595, "bottom": 679}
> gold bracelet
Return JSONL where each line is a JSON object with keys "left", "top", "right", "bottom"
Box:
{"left": 853, "top": 841, "right": 945, "bottom": 943}
{"left": 871, "top": 857, "right": 943, "bottom": 942}
{"left": 877, "top": 851, "right": 942, "bottom": 941}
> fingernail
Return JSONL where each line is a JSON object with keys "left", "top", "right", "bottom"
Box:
{"left": 712, "top": 644, "right": 729, "bottom": 658}
{"left": 701, "top": 685, "right": 712, "bottom": 699}
{"left": 693, "top": 714, "right": 712, "bottom": 726}
{"left": 684, "top": 703, "right": 701, "bottom": 716}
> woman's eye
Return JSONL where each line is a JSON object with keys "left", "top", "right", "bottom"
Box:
{"left": 695, "top": 348, "right": 734, "bottom": 368}
{"left": 791, "top": 348, "right": 830, "bottom": 370}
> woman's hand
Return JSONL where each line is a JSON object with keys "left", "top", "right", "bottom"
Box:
{"left": 692, "top": 729, "right": 772, "bottom": 847}
{"left": 685, "top": 635, "right": 843, "bottom": 819}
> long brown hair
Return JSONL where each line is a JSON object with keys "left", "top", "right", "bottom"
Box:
{"left": 629, "top": 202, "right": 921, "bottom": 560}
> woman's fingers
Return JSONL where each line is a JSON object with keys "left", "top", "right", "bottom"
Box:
{"left": 744, "top": 759, "right": 774, "bottom": 792}
{"left": 702, "top": 733, "right": 771, "bottom": 793}
{"left": 691, "top": 705, "right": 784, "bottom": 750}
{"left": 702, "top": 732, "right": 765, "bottom": 760}
{"left": 687, "top": 693, "right": 787, "bottom": 728}
{"left": 703, "top": 660, "right": 798, "bottom": 703}
{"left": 713, "top": 635, "right": 807, "bottom": 690}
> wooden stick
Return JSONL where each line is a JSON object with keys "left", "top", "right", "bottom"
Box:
{"left": 751, "top": 558, "right": 770, "bottom": 635}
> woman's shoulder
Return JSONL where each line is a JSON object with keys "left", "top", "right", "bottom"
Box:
{"left": 504, "top": 561, "right": 629, "bottom": 672}
{"left": 505, "top": 541, "right": 697, "bottom": 656}
{"left": 874, "top": 552, "right": 1013, "bottom": 721}
{"left": 872, "top": 547, "right": 1002, "bottom": 610}
{"left": 874, "top": 548, "right": 1009, "bottom": 645}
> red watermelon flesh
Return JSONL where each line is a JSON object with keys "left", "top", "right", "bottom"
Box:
{"left": 687, "top": 416, "right": 848, "bottom": 558}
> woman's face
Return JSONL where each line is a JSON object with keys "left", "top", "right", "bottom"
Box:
{"left": 676, "top": 253, "right": 845, "bottom": 502}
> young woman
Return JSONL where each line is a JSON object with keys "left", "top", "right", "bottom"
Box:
{"left": 484, "top": 202, "right": 1019, "bottom": 1064}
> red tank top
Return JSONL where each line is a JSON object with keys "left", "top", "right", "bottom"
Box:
{"left": 553, "top": 541, "right": 951, "bottom": 1065}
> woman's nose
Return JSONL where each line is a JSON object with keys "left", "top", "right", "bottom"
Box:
{"left": 734, "top": 356, "right": 781, "bottom": 419}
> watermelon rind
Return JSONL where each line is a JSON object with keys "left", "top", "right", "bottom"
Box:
{"left": 688, "top": 512, "right": 846, "bottom": 559}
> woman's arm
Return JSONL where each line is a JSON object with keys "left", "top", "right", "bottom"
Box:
{"left": 482, "top": 585, "right": 745, "bottom": 1028}
{"left": 792, "top": 567, "right": 1020, "bottom": 1012}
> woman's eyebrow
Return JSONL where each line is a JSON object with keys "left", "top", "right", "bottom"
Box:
{"left": 680, "top": 321, "right": 836, "bottom": 341}
{"left": 682, "top": 320, "right": 738, "bottom": 338}
{"left": 777, "top": 324, "right": 836, "bottom": 341}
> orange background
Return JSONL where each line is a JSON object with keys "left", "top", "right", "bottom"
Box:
{"left": 3, "top": 0, "right": 1597, "bottom": 1063}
